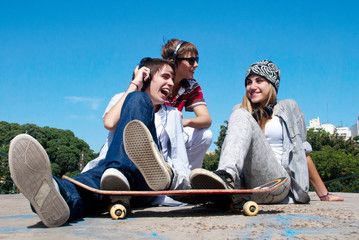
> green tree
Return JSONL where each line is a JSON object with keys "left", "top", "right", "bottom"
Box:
{"left": 202, "top": 152, "right": 219, "bottom": 171}
{"left": 307, "top": 128, "right": 359, "bottom": 191}
{"left": 0, "top": 121, "right": 98, "bottom": 181}
{"left": 203, "top": 121, "right": 228, "bottom": 171}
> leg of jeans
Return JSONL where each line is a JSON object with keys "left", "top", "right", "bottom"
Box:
{"left": 54, "top": 92, "right": 160, "bottom": 217}
{"left": 183, "top": 127, "right": 212, "bottom": 170}
{"left": 53, "top": 164, "right": 109, "bottom": 220}
{"left": 104, "top": 91, "right": 160, "bottom": 205}
{"left": 218, "top": 108, "right": 290, "bottom": 203}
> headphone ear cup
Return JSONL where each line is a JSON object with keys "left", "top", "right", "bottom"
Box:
{"left": 263, "top": 106, "right": 273, "bottom": 117}
{"left": 141, "top": 73, "right": 152, "bottom": 91}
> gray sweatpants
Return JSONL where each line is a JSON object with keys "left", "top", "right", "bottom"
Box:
{"left": 218, "top": 108, "right": 290, "bottom": 203}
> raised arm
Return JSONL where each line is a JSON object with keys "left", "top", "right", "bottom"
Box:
{"left": 103, "top": 66, "right": 150, "bottom": 132}
{"left": 307, "top": 154, "right": 344, "bottom": 201}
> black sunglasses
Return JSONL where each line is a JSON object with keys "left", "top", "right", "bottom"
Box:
{"left": 177, "top": 56, "right": 199, "bottom": 65}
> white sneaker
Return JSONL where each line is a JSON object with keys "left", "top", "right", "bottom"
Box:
{"left": 8, "top": 134, "right": 70, "bottom": 227}
{"left": 123, "top": 120, "right": 172, "bottom": 191}
{"left": 100, "top": 168, "right": 130, "bottom": 191}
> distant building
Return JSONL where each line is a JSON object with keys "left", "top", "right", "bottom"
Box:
{"left": 307, "top": 116, "right": 357, "bottom": 140}
{"left": 78, "top": 152, "right": 85, "bottom": 171}
{"left": 309, "top": 117, "right": 321, "bottom": 130}
{"left": 350, "top": 124, "right": 358, "bottom": 137}
{"left": 350, "top": 115, "right": 359, "bottom": 137}
{"left": 307, "top": 117, "right": 335, "bottom": 134}
{"left": 321, "top": 123, "right": 336, "bottom": 135}
{"left": 336, "top": 127, "right": 351, "bottom": 139}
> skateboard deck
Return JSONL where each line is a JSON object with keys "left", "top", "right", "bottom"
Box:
{"left": 62, "top": 175, "right": 287, "bottom": 219}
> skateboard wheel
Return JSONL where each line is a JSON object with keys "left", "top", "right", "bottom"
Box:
{"left": 243, "top": 201, "right": 259, "bottom": 216}
{"left": 110, "top": 204, "right": 127, "bottom": 220}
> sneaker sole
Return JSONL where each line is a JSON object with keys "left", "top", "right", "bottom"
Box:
{"left": 8, "top": 134, "right": 70, "bottom": 227}
{"left": 123, "top": 120, "right": 171, "bottom": 191}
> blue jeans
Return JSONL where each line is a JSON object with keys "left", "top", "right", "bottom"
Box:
{"left": 55, "top": 92, "right": 160, "bottom": 220}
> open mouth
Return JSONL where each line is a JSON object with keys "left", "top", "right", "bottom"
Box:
{"left": 161, "top": 88, "right": 170, "bottom": 97}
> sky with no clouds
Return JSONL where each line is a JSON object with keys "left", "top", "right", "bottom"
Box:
{"left": 1, "top": 0, "right": 358, "bottom": 152}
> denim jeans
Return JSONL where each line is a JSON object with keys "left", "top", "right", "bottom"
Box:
{"left": 218, "top": 107, "right": 291, "bottom": 203}
{"left": 55, "top": 92, "right": 160, "bottom": 220}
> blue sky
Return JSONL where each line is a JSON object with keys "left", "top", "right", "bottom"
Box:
{"left": 1, "top": 1, "right": 358, "bottom": 153}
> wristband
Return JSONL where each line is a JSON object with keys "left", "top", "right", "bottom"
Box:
{"left": 130, "top": 82, "right": 139, "bottom": 91}
{"left": 319, "top": 192, "right": 330, "bottom": 198}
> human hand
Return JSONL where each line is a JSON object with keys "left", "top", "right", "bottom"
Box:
{"left": 319, "top": 193, "right": 344, "bottom": 201}
{"left": 182, "top": 118, "right": 190, "bottom": 127}
{"left": 132, "top": 65, "right": 151, "bottom": 90}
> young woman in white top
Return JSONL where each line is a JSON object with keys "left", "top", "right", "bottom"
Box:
{"left": 190, "top": 60, "right": 344, "bottom": 203}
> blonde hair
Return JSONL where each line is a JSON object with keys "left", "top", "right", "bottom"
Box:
{"left": 241, "top": 84, "right": 277, "bottom": 131}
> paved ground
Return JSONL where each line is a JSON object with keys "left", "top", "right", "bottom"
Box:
{"left": 0, "top": 192, "right": 358, "bottom": 239}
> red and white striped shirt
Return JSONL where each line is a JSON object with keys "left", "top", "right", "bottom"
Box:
{"left": 165, "top": 79, "right": 206, "bottom": 112}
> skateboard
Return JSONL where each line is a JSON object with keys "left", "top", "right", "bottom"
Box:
{"left": 62, "top": 175, "right": 287, "bottom": 219}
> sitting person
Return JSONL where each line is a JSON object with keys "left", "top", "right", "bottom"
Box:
{"left": 8, "top": 58, "right": 191, "bottom": 228}
{"left": 84, "top": 39, "right": 213, "bottom": 173}
{"left": 190, "top": 60, "right": 344, "bottom": 203}
{"left": 161, "top": 39, "right": 213, "bottom": 169}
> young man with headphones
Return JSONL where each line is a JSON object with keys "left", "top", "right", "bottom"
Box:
{"left": 84, "top": 39, "right": 213, "bottom": 174}
{"left": 8, "top": 58, "right": 192, "bottom": 227}
{"left": 161, "top": 39, "right": 213, "bottom": 170}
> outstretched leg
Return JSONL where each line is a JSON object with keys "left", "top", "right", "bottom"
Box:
{"left": 8, "top": 134, "right": 70, "bottom": 227}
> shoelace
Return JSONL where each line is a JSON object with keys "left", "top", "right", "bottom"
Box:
{"left": 213, "top": 170, "right": 235, "bottom": 189}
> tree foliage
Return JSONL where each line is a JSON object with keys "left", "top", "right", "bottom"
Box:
{"left": 306, "top": 129, "right": 359, "bottom": 192}
{"left": 0, "top": 121, "right": 98, "bottom": 184}
{"left": 203, "top": 121, "right": 228, "bottom": 171}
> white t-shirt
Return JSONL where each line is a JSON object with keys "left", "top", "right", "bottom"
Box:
{"left": 265, "top": 116, "right": 284, "bottom": 163}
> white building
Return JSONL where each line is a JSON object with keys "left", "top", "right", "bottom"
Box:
{"left": 309, "top": 117, "right": 321, "bottom": 128}
{"left": 307, "top": 116, "right": 357, "bottom": 140}
{"left": 321, "top": 123, "right": 336, "bottom": 135}
{"left": 336, "top": 127, "right": 352, "bottom": 139}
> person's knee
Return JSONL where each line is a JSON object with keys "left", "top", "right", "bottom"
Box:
{"left": 202, "top": 129, "right": 213, "bottom": 147}
{"left": 191, "top": 128, "right": 212, "bottom": 146}
{"left": 126, "top": 91, "right": 151, "bottom": 105}
{"left": 122, "top": 92, "right": 153, "bottom": 115}
{"left": 185, "top": 127, "right": 212, "bottom": 149}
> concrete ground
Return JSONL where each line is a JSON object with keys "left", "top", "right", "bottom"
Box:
{"left": 0, "top": 192, "right": 358, "bottom": 239}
